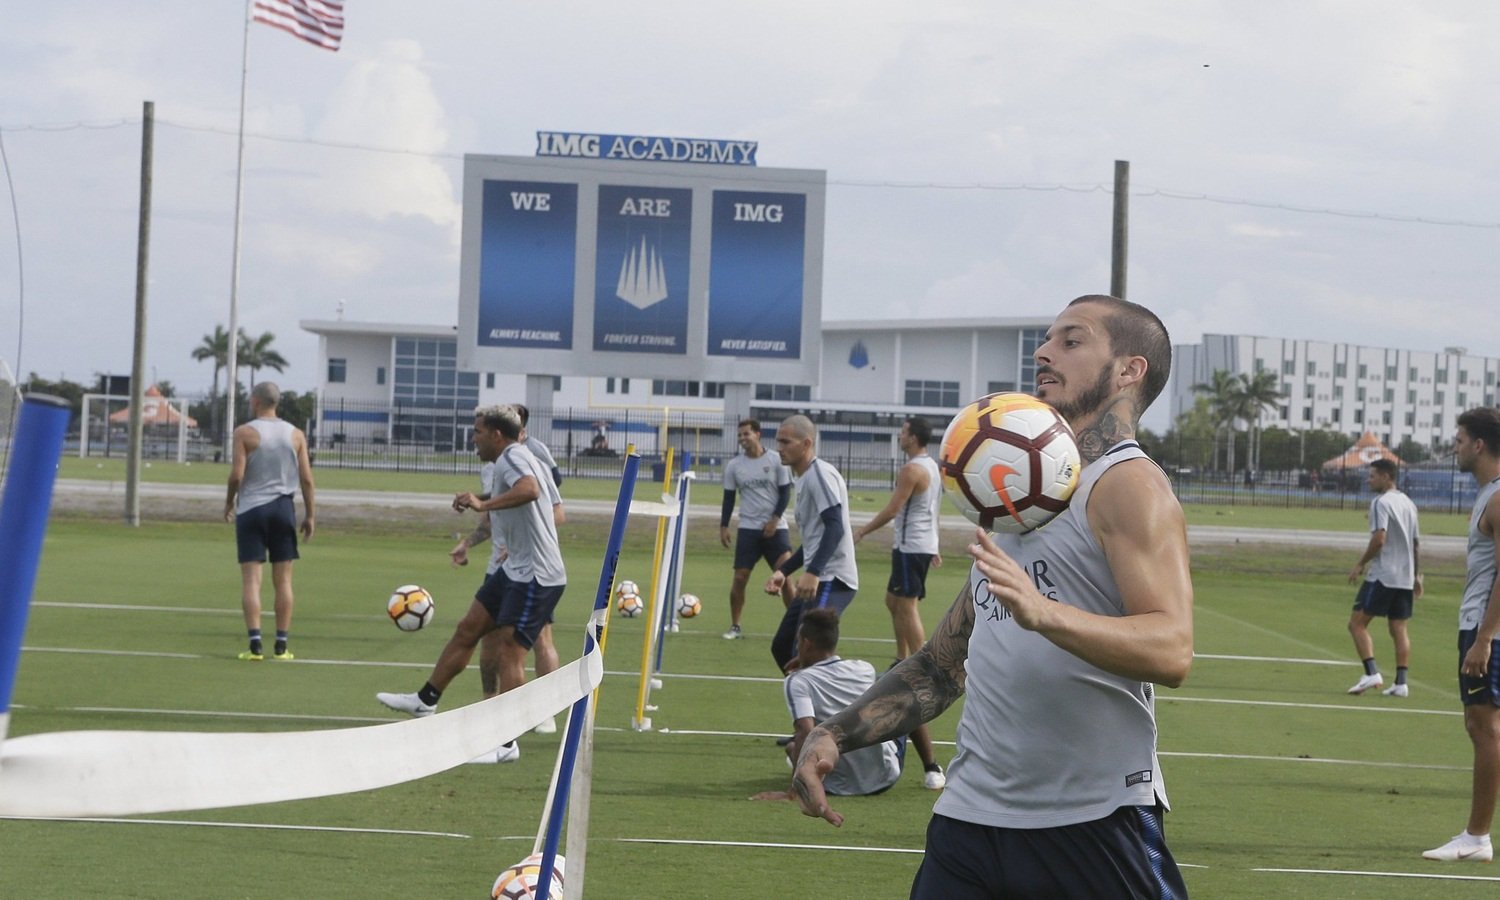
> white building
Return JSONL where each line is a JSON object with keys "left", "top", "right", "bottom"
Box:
{"left": 299, "top": 316, "right": 1059, "bottom": 450}
{"left": 1170, "top": 334, "right": 1500, "bottom": 450}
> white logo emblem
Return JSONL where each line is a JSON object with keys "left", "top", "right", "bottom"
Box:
{"left": 616, "top": 236, "right": 669, "bottom": 310}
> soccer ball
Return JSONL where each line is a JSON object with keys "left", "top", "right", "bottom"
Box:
{"left": 675, "top": 593, "right": 702, "bottom": 618}
{"left": 386, "top": 585, "right": 435, "bottom": 632}
{"left": 617, "top": 592, "right": 645, "bottom": 618}
{"left": 491, "top": 852, "right": 565, "bottom": 899}
{"left": 938, "top": 392, "right": 1081, "bottom": 534}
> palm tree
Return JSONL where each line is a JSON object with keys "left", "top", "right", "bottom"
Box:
{"left": 1234, "top": 371, "right": 1283, "bottom": 474}
{"left": 1191, "top": 369, "right": 1241, "bottom": 474}
{"left": 191, "top": 325, "right": 231, "bottom": 401}
{"left": 237, "top": 330, "right": 288, "bottom": 394}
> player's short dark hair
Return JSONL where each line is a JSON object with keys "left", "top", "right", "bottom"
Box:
{"left": 738, "top": 418, "right": 761, "bottom": 433}
{"left": 514, "top": 403, "right": 530, "bottom": 426}
{"left": 904, "top": 417, "right": 932, "bottom": 447}
{"left": 1068, "top": 294, "right": 1172, "bottom": 415}
{"left": 1369, "top": 458, "right": 1398, "bottom": 479}
{"left": 1458, "top": 407, "right": 1500, "bottom": 456}
{"left": 797, "top": 608, "right": 840, "bottom": 653}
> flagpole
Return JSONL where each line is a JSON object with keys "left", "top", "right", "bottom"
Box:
{"left": 224, "top": 1, "right": 252, "bottom": 463}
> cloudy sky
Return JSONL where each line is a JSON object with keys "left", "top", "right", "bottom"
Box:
{"left": 3, "top": 1, "right": 1498, "bottom": 430}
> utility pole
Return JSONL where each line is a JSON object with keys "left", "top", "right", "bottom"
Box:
{"left": 1110, "top": 159, "right": 1129, "bottom": 299}
{"left": 125, "top": 101, "right": 154, "bottom": 527}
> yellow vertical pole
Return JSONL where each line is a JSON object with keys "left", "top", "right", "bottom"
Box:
{"left": 633, "top": 446, "right": 674, "bottom": 730}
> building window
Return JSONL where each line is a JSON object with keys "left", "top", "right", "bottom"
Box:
{"left": 653, "top": 380, "right": 702, "bottom": 397}
{"left": 703, "top": 381, "right": 726, "bottom": 399}
{"left": 1405, "top": 412, "right": 1414, "bottom": 426}
{"left": 392, "top": 338, "right": 479, "bottom": 410}
{"left": 1356, "top": 386, "right": 1365, "bottom": 402}
{"left": 376, "top": 366, "right": 386, "bottom": 386}
{"left": 1305, "top": 361, "right": 1316, "bottom": 376}
{"left": 1019, "top": 328, "right": 1046, "bottom": 393}
{"left": 1382, "top": 410, "right": 1391, "bottom": 425}
{"left": 1303, "top": 407, "right": 1312, "bottom": 422}
{"left": 1307, "top": 384, "right": 1316, "bottom": 399}
{"left": 1282, "top": 359, "right": 1295, "bottom": 375}
{"left": 1436, "top": 391, "right": 1445, "bottom": 406}
{"left": 904, "top": 379, "right": 961, "bottom": 408}
{"left": 987, "top": 380, "right": 1017, "bottom": 393}
{"left": 1332, "top": 408, "right": 1342, "bottom": 423}
{"left": 1407, "top": 390, "right": 1416, "bottom": 403}
{"left": 1437, "top": 368, "right": 1448, "bottom": 382}
{"left": 621, "top": 378, "right": 631, "bottom": 394}
{"left": 754, "top": 383, "right": 811, "bottom": 401}
{"left": 1410, "top": 367, "right": 1419, "bottom": 381}
{"left": 1358, "top": 363, "right": 1368, "bottom": 379}
{"left": 606, "top": 377, "right": 616, "bottom": 394}
{"left": 1386, "top": 365, "right": 1396, "bottom": 380}
{"left": 1460, "top": 369, "right": 1469, "bottom": 383}
{"left": 1433, "top": 412, "right": 1444, "bottom": 427}
{"left": 1383, "top": 388, "right": 1393, "bottom": 402}
{"left": 1335, "top": 362, "right": 1347, "bottom": 378}
{"left": 1354, "top": 409, "right": 1363, "bottom": 424}
{"left": 328, "top": 358, "right": 347, "bottom": 383}
{"left": 485, "top": 372, "right": 495, "bottom": 389}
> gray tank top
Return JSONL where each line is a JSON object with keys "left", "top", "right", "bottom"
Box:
{"left": 934, "top": 440, "right": 1170, "bottom": 829}
{"left": 1460, "top": 477, "right": 1500, "bottom": 630}
{"left": 237, "top": 418, "right": 299, "bottom": 514}
{"left": 894, "top": 453, "right": 942, "bottom": 554}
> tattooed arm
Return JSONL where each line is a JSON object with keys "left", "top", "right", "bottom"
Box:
{"left": 790, "top": 580, "right": 975, "bottom": 825}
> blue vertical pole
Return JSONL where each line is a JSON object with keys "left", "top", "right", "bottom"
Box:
{"left": 0, "top": 395, "right": 72, "bottom": 743}
{"left": 535, "top": 451, "right": 640, "bottom": 900}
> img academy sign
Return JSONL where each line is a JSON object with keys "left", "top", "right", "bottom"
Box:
{"left": 537, "top": 131, "right": 758, "bottom": 167}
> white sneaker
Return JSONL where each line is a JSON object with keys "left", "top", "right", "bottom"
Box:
{"left": 1381, "top": 683, "right": 1409, "bottom": 697}
{"left": 533, "top": 716, "right": 557, "bottom": 735}
{"left": 923, "top": 766, "right": 946, "bottom": 791}
{"left": 722, "top": 624, "right": 744, "bottom": 640}
{"left": 467, "top": 742, "right": 521, "bottom": 765}
{"left": 376, "top": 691, "right": 435, "bottom": 717}
{"left": 1422, "top": 831, "right": 1493, "bottom": 862}
{"left": 1347, "top": 673, "right": 1384, "bottom": 695}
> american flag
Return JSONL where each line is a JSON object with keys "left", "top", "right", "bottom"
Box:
{"left": 252, "top": 0, "right": 345, "bottom": 52}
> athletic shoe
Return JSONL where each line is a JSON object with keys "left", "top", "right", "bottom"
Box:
{"left": 1422, "top": 831, "right": 1493, "bottom": 862}
{"left": 237, "top": 650, "right": 264, "bottom": 661}
{"left": 775, "top": 734, "right": 795, "bottom": 747}
{"left": 722, "top": 624, "right": 744, "bottom": 640}
{"left": 376, "top": 691, "right": 436, "bottom": 717}
{"left": 923, "top": 765, "right": 947, "bottom": 791}
{"left": 273, "top": 649, "right": 295, "bottom": 661}
{"left": 1382, "top": 683, "right": 1409, "bottom": 697}
{"left": 533, "top": 716, "right": 557, "bottom": 735}
{"left": 467, "top": 743, "right": 521, "bottom": 765}
{"left": 1347, "top": 673, "right": 1384, "bottom": 694}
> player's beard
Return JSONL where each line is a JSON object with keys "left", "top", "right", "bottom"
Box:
{"left": 1049, "top": 363, "right": 1115, "bottom": 424}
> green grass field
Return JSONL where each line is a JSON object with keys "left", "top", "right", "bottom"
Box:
{"left": 2, "top": 486, "right": 1496, "bottom": 898}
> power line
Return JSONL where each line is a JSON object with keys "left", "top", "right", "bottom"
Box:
{"left": 3, "top": 116, "right": 1500, "bottom": 230}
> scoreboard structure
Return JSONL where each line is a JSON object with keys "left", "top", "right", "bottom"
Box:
{"left": 457, "top": 133, "right": 826, "bottom": 389}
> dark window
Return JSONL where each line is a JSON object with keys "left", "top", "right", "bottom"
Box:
{"left": 328, "top": 358, "right": 347, "bottom": 383}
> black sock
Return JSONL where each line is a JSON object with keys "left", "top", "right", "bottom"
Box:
{"left": 247, "top": 629, "right": 262, "bottom": 655}
{"left": 1362, "top": 657, "right": 1379, "bottom": 676}
{"left": 1396, "top": 666, "right": 1408, "bottom": 686}
{"left": 274, "top": 631, "right": 288, "bottom": 655}
{"left": 925, "top": 761, "right": 942, "bottom": 773}
{"left": 418, "top": 683, "right": 442, "bottom": 706}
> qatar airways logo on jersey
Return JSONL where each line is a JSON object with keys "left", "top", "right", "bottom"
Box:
{"left": 973, "top": 559, "right": 1060, "bottom": 622}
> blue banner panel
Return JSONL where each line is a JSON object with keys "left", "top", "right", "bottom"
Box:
{"left": 477, "top": 180, "right": 577, "bottom": 349}
{"left": 593, "top": 185, "right": 693, "bottom": 355}
{"left": 707, "top": 191, "right": 806, "bottom": 359}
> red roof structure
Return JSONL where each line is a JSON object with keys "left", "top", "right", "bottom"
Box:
{"left": 107, "top": 385, "right": 198, "bottom": 428}
{"left": 1320, "top": 431, "right": 1400, "bottom": 471}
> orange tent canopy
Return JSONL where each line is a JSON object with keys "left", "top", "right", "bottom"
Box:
{"left": 107, "top": 385, "right": 198, "bottom": 427}
{"left": 1320, "top": 431, "right": 1400, "bottom": 470}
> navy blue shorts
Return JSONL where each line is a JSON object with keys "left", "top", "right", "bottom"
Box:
{"left": 1352, "top": 580, "right": 1413, "bottom": 620}
{"left": 476, "top": 567, "right": 565, "bottom": 650}
{"left": 235, "top": 495, "right": 299, "bottom": 565}
{"left": 1458, "top": 629, "right": 1500, "bottom": 706}
{"left": 910, "top": 808, "right": 1188, "bottom": 899}
{"left": 771, "top": 579, "right": 857, "bottom": 671}
{"left": 887, "top": 550, "right": 934, "bottom": 599}
{"left": 733, "top": 527, "right": 793, "bottom": 571}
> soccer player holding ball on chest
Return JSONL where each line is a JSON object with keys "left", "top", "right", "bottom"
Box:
{"left": 793, "top": 296, "right": 1195, "bottom": 899}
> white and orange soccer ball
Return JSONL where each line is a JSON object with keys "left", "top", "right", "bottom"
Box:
{"left": 490, "top": 852, "right": 565, "bottom": 899}
{"left": 675, "top": 593, "right": 702, "bottom": 618}
{"left": 615, "top": 580, "right": 644, "bottom": 618}
{"left": 386, "top": 584, "right": 435, "bottom": 632}
{"left": 938, "top": 392, "right": 1081, "bottom": 534}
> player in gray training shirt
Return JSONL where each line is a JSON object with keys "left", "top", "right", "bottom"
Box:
{"left": 766, "top": 415, "right": 859, "bottom": 673}
{"left": 752, "top": 609, "right": 901, "bottom": 803}
{"left": 1344, "top": 457, "right": 1422, "bottom": 697}
{"left": 792, "top": 297, "right": 1193, "bottom": 899}
{"left": 1423, "top": 407, "right": 1500, "bottom": 863}
{"left": 719, "top": 419, "right": 793, "bottom": 640}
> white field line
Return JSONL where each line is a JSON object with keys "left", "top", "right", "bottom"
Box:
{"left": 0, "top": 815, "right": 470, "bottom": 839}
{"left": 620, "top": 836, "right": 924, "bottom": 855}
{"left": 1166, "top": 695, "right": 1461, "bottom": 717}
{"left": 1193, "top": 652, "right": 1349, "bottom": 666}
{"left": 1255, "top": 867, "right": 1500, "bottom": 884}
